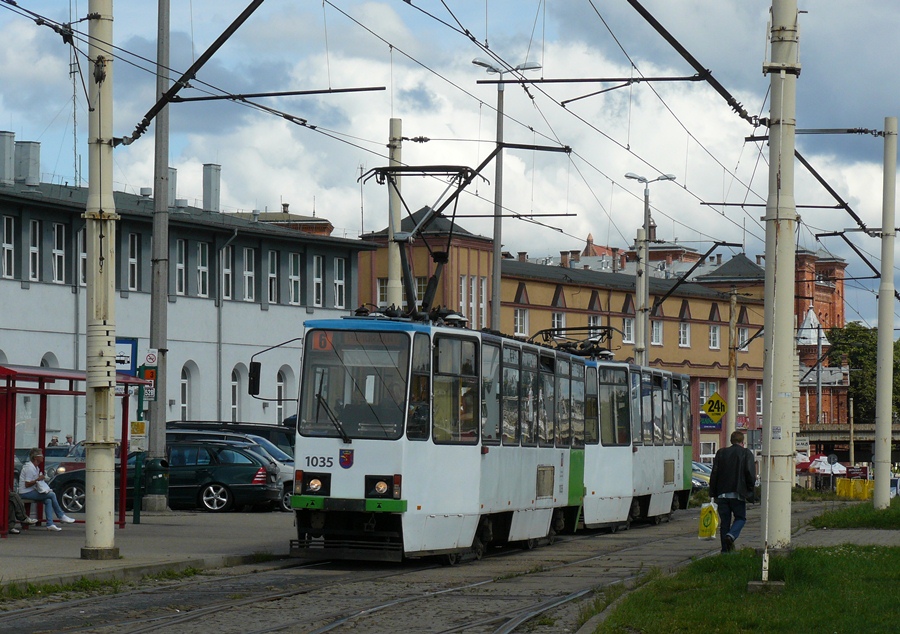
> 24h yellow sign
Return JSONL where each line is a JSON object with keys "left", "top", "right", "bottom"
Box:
{"left": 702, "top": 392, "right": 727, "bottom": 423}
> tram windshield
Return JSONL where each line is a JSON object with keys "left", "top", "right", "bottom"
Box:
{"left": 298, "top": 329, "right": 410, "bottom": 440}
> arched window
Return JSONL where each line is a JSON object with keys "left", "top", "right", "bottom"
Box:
{"left": 231, "top": 369, "right": 241, "bottom": 422}
{"left": 276, "top": 370, "right": 286, "bottom": 424}
{"left": 180, "top": 367, "right": 191, "bottom": 421}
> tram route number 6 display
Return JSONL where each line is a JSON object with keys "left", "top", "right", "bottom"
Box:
{"left": 702, "top": 392, "right": 727, "bottom": 424}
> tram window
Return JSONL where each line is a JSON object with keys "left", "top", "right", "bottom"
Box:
{"left": 663, "top": 375, "right": 675, "bottom": 445}
{"left": 652, "top": 374, "right": 664, "bottom": 445}
{"left": 407, "top": 333, "right": 431, "bottom": 441}
{"left": 556, "top": 359, "right": 571, "bottom": 446}
{"left": 672, "top": 377, "right": 683, "bottom": 445}
{"left": 682, "top": 379, "right": 693, "bottom": 444}
{"left": 521, "top": 350, "right": 539, "bottom": 446}
{"left": 630, "top": 370, "right": 642, "bottom": 445}
{"left": 433, "top": 335, "right": 479, "bottom": 445}
{"left": 570, "top": 362, "right": 585, "bottom": 448}
{"left": 502, "top": 345, "right": 521, "bottom": 445}
{"left": 539, "top": 369, "right": 555, "bottom": 447}
{"left": 584, "top": 366, "right": 599, "bottom": 445}
{"left": 482, "top": 343, "right": 501, "bottom": 444}
{"left": 599, "top": 367, "right": 630, "bottom": 446}
{"left": 641, "top": 371, "right": 654, "bottom": 444}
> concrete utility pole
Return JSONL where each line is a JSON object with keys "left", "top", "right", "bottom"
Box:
{"left": 761, "top": 0, "right": 800, "bottom": 553}
{"left": 83, "top": 0, "right": 119, "bottom": 559}
{"left": 145, "top": 0, "right": 170, "bottom": 511}
{"left": 873, "top": 116, "right": 897, "bottom": 510}
{"left": 386, "top": 118, "right": 403, "bottom": 309}
{"left": 726, "top": 287, "right": 737, "bottom": 438}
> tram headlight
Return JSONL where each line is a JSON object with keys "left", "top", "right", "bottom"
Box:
{"left": 307, "top": 478, "right": 323, "bottom": 493}
{"left": 366, "top": 475, "right": 397, "bottom": 499}
{"left": 374, "top": 480, "right": 389, "bottom": 495}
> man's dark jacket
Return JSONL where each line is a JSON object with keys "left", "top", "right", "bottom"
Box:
{"left": 709, "top": 443, "right": 756, "bottom": 501}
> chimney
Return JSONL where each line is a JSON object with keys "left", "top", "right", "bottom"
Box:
{"left": 202, "top": 163, "right": 221, "bottom": 212}
{"left": 0, "top": 131, "right": 13, "bottom": 186}
{"left": 560, "top": 251, "right": 569, "bottom": 268}
{"left": 282, "top": 203, "right": 290, "bottom": 214}
{"left": 518, "top": 251, "right": 527, "bottom": 262}
{"left": 252, "top": 209, "right": 260, "bottom": 222}
{"left": 14, "top": 141, "right": 40, "bottom": 186}
{"left": 716, "top": 253, "right": 722, "bottom": 265}
{"left": 175, "top": 198, "right": 188, "bottom": 209}
{"left": 167, "top": 167, "right": 177, "bottom": 209}
{"left": 648, "top": 217, "right": 657, "bottom": 242}
{"left": 611, "top": 247, "right": 619, "bottom": 273}
{"left": 570, "top": 250, "right": 580, "bottom": 263}
{"left": 756, "top": 254, "right": 764, "bottom": 265}
{"left": 140, "top": 187, "right": 152, "bottom": 197}
{"left": 620, "top": 253, "right": 627, "bottom": 271}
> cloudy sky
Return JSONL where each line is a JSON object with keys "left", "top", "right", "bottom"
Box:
{"left": 1, "top": 1, "right": 899, "bottom": 327}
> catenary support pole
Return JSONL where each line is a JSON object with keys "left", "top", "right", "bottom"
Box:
{"left": 635, "top": 226, "right": 647, "bottom": 366}
{"left": 726, "top": 288, "right": 737, "bottom": 438}
{"left": 387, "top": 118, "right": 403, "bottom": 309}
{"left": 146, "top": 0, "right": 170, "bottom": 511}
{"left": 83, "top": 0, "right": 119, "bottom": 559}
{"left": 490, "top": 81, "right": 505, "bottom": 331}
{"left": 761, "top": 0, "right": 799, "bottom": 553}
{"left": 873, "top": 116, "right": 897, "bottom": 510}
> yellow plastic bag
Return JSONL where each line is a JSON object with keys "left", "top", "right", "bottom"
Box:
{"left": 698, "top": 501, "right": 719, "bottom": 540}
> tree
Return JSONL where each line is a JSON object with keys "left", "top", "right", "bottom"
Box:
{"left": 827, "top": 321, "right": 900, "bottom": 424}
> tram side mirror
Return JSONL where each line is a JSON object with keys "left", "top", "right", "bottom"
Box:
{"left": 248, "top": 361, "right": 261, "bottom": 396}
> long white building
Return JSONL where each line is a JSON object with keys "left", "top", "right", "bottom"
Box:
{"left": 0, "top": 133, "right": 374, "bottom": 447}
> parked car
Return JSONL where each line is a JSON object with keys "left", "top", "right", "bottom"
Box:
{"left": 165, "top": 428, "right": 294, "bottom": 511}
{"left": 167, "top": 420, "right": 294, "bottom": 455}
{"left": 49, "top": 440, "right": 280, "bottom": 514}
{"left": 691, "top": 461, "right": 711, "bottom": 491}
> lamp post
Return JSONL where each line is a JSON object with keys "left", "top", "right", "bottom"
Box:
{"left": 624, "top": 172, "right": 676, "bottom": 366}
{"left": 473, "top": 58, "right": 541, "bottom": 331}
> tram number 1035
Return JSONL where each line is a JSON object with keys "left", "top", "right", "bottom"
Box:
{"left": 304, "top": 456, "right": 334, "bottom": 468}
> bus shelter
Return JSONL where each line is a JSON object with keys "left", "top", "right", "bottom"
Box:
{"left": 1, "top": 364, "right": 151, "bottom": 537}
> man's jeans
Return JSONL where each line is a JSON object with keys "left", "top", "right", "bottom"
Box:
{"left": 20, "top": 490, "right": 66, "bottom": 526}
{"left": 716, "top": 496, "right": 747, "bottom": 551}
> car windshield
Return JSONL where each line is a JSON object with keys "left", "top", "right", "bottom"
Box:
{"left": 246, "top": 434, "right": 293, "bottom": 462}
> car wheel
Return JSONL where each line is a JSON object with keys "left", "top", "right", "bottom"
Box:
{"left": 199, "top": 483, "right": 233, "bottom": 512}
{"left": 59, "top": 481, "right": 86, "bottom": 513}
{"left": 280, "top": 486, "right": 293, "bottom": 512}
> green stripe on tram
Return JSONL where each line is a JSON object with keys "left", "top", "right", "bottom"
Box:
{"left": 683, "top": 445, "right": 693, "bottom": 489}
{"left": 568, "top": 448, "right": 585, "bottom": 507}
{"left": 293, "top": 496, "right": 407, "bottom": 513}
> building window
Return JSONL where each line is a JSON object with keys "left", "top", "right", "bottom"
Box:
{"left": 709, "top": 324, "right": 720, "bottom": 350}
{"left": 51, "top": 223, "right": 65, "bottom": 284}
{"left": 126, "top": 233, "right": 139, "bottom": 290}
{"left": 221, "top": 245, "right": 233, "bottom": 300}
{"left": 678, "top": 322, "right": 690, "bottom": 348}
{"left": 622, "top": 317, "right": 634, "bottom": 344}
{"left": 737, "top": 383, "right": 746, "bottom": 415}
{"left": 377, "top": 277, "right": 388, "bottom": 307}
{"left": 469, "top": 277, "right": 477, "bottom": 327}
{"left": 416, "top": 276, "right": 428, "bottom": 303}
{"left": 700, "top": 441, "right": 717, "bottom": 463}
{"left": 180, "top": 366, "right": 191, "bottom": 421}
{"left": 289, "top": 253, "right": 301, "bottom": 305}
{"left": 243, "top": 247, "right": 255, "bottom": 301}
{"left": 197, "top": 242, "right": 209, "bottom": 298}
{"left": 175, "top": 239, "right": 186, "bottom": 296}
{"left": 738, "top": 326, "right": 750, "bottom": 351}
{"left": 479, "top": 277, "right": 487, "bottom": 328}
{"left": 77, "top": 228, "right": 86, "bottom": 286}
{"left": 312, "top": 255, "right": 323, "bottom": 307}
{"left": 276, "top": 370, "right": 286, "bottom": 424}
{"left": 267, "top": 250, "right": 278, "bottom": 304}
{"left": 2, "top": 216, "right": 14, "bottom": 279}
{"left": 651, "top": 320, "right": 663, "bottom": 345}
{"left": 699, "top": 381, "right": 718, "bottom": 412}
{"left": 231, "top": 369, "right": 240, "bottom": 422}
{"left": 334, "top": 257, "right": 346, "bottom": 308}
{"left": 552, "top": 311, "right": 566, "bottom": 331}
{"left": 459, "top": 275, "right": 467, "bottom": 317}
{"left": 756, "top": 383, "right": 763, "bottom": 416}
{"left": 28, "top": 219, "right": 40, "bottom": 281}
{"left": 514, "top": 308, "right": 529, "bottom": 337}
{"left": 588, "top": 314, "right": 602, "bottom": 337}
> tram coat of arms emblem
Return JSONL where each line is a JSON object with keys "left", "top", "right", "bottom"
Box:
{"left": 339, "top": 449, "right": 354, "bottom": 469}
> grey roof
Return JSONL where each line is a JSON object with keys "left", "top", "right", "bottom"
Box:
{"left": 362, "top": 206, "right": 490, "bottom": 241}
{"left": 0, "top": 181, "right": 376, "bottom": 250}
{"left": 694, "top": 253, "right": 765, "bottom": 283}
{"left": 501, "top": 259, "right": 739, "bottom": 303}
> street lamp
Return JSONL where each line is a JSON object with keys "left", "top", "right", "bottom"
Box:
{"left": 624, "top": 172, "right": 676, "bottom": 366}
{"left": 473, "top": 58, "right": 541, "bottom": 331}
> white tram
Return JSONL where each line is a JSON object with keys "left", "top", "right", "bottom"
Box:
{"left": 284, "top": 315, "right": 693, "bottom": 562}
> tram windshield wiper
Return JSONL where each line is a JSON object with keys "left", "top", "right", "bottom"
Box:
{"left": 316, "top": 392, "right": 351, "bottom": 444}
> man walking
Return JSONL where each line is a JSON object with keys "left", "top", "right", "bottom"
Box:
{"left": 709, "top": 430, "right": 756, "bottom": 553}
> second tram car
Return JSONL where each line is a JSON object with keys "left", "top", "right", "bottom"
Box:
{"left": 286, "top": 315, "right": 693, "bottom": 562}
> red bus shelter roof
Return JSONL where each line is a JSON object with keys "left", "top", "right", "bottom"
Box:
{"left": 0, "top": 364, "right": 152, "bottom": 387}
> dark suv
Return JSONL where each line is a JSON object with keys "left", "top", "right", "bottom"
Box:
{"left": 167, "top": 421, "right": 294, "bottom": 456}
